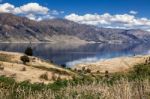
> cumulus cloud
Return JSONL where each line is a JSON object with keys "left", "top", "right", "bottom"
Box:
{"left": 129, "top": 10, "right": 138, "bottom": 15}
{"left": 14, "top": 3, "right": 49, "bottom": 15}
{"left": 65, "top": 13, "right": 150, "bottom": 31}
{"left": 0, "top": 3, "right": 62, "bottom": 21}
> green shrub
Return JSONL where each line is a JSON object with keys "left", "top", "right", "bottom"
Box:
{"left": 40, "top": 72, "right": 49, "bottom": 80}
{"left": 20, "top": 55, "right": 30, "bottom": 65}
{"left": 47, "top": 79, "right": 68, "bottom": 91}
{"left": 86, "top": 68, "right": 91, "bottom": 73}
{"left": 0, "top": 76, "right": 16, "bottom": 87}
{"left": 128, "top": 64, "right": 150, "bottom": 80}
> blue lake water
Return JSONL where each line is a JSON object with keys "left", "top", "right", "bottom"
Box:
{"left": 0, "top": 43, "right": 150, "bottom": 67}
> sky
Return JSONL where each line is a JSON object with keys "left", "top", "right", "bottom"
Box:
{"left": 0, "top": 0, "right": 150, "bottom": 31}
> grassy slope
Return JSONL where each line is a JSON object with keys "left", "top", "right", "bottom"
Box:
{"left": 75, "top": 55, "right": 150, "bottom": 73}
{"left": 0, "top": 51, "right": 76, "bottom": 84}
{"left": 0, "top": 51, "right": 150, "bottom": 98}
{"left": 0, "top": 63, "right": 150, "bottom": 99}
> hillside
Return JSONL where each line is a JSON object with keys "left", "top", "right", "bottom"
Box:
{"left": 74, "top": 55, "right": 150, "bottom": 73}
{"left": 0, "top": 51, "right": 75, "bottom": 84}
{"left": 0, "top": 13, "right": 150, "bottom": 44}
{"left": 0, "top": 51, "right": 150, "bottom": 99}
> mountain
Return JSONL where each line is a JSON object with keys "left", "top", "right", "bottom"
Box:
{"left": 0, "top": 13, "right": 150, "bottom": 44}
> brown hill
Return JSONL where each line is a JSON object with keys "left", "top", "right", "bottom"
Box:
{"left": 0, "top": 51, "right": 75, "bottom": 84}
{"left": 0, "top": 13, "right": 150, "bottom": 44}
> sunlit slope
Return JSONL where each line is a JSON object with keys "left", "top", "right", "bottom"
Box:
{"left": 75, "top": 55, "right": 150, "bottom": 73}
{"left": 0, "top": 51, "right": 75, "bottom": 84}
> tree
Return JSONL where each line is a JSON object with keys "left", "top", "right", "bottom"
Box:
{"left": 20, "top": 55, "right": 30, "bottom": 65}
{"left": 61, "top": 64, "right": 66, "bottom": 68}
{"left": 86, "top": 68, "right": 91, "bottom": 73}
{"left": 105, "top": 70, "right": 109, "bottom": 78}
{"left": 24, "top": 47, "right": 33, "bottom": 56}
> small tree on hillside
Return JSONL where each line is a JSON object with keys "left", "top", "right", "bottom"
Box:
{"left": 105, "top": 70, "right": 109, "bottom": 78}
{"left": 86, "top": 68, "right": 91, "bottom": 73}
{"left": 61, "top": 64, "right": 66, "bottom": 68}
{"left": 20, "top": 55, "right": 30, "bottom": 65}
{"left": 25, "top": 47, "right": 33, "bottom": 56}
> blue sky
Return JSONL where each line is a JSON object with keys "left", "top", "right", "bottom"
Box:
{"left": 0, "top": 0, "right": 150, "bottom": 31}
{"left": 1, "top": 0, "right": 150, "bottom": 18}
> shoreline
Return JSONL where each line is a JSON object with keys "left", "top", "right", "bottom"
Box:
{"left": 0, "top": 41, "right": 98, "bottom": 44}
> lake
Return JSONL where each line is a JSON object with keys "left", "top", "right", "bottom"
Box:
{"left": 0, "top": 43, "right": 150, "bottom": 67}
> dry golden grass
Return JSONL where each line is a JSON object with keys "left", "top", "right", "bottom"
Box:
{"left": 0, "top": 78, "right": 149, "bottom": 99}
{"left": 0, "top": 51, "right": 74, "bottom": 84}
{"left": 75, "top": 55, "right": 150, "bottom": 73}
{"left": 0, "top": 51, "right": 150, "bottom": 99}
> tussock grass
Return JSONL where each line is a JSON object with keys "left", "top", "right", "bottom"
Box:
{"left": 33, "top": 65, "right": 72, "bottom": 76}
{"left": 0, "top": 53, "right": 12, "bottom": 62}
{"left": 0, "top": 63, "right": 150, "bottom": 99}
{"left": 20, "top": 67, "right": 26, "bottom": 71}
{"left": 0, "top": 76, "right": 150, "bottom": 99}
{"left": 0, "top": 65, "right": 4, "bottom": 71}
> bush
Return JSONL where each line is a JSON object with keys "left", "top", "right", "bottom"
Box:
{"left": 61, "top": 64, "right": 66, "bottom": 68}
{"left": 40, "top": 72, "right": 49, "bottom": 80}
{"left": 20, "top": 55, "right": 30, "bottom": 65}
{"left": 96, "top": 70, "right": 100, "bottom": 74}
{"left": 47, "top": 79, "right": 68, "bottom": 91}
{"left": 24, "top": 47, "right": 33, "bottom": 56}
{"left": 105, "top": 70, "right": 109, "bottom": 78}
{"left": 21, "top": 67, "right": 26, "bottom": 71}
{"left": 86, "top": 68, "right": 91, "bottom": 73}
{"left": 52, "top": 73, "right": 57, "bottom": 81}
{"left": 10, "top": 73, "right": 17, "bottom": 78}
{"left": 0, "top": 66, "right": 4, "bottom": 70}
{"left": 128, "top": 64, "right": 150, "bottom": 80}
{"left": 0, "top": 63, "right": 4, "bottom": 71}
{"left": 0, "top": 76, "right": 16, "bottom": 86}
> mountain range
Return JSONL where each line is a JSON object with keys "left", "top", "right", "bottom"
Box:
{"left": 0, "top": 13, "right": 150, "bottom": 44}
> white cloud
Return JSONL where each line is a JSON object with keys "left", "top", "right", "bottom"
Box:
{"left": 65, "top": 13, "right": 150, "bottom": 31}
{"left": 0, "top": 3, "right": 62, "bottom": 20}
{"left": 0, "top": 3, "right": 15, "bottom": 13}
{"left": 129, "top": 10, "right": 138, "bottom": 15}
{"left": 14, "top": 3, "right": 49, "bottom": 15}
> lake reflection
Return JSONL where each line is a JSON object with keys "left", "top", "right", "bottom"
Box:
{"left": 0, "top": 43, "right": 150, "bottom": 67}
